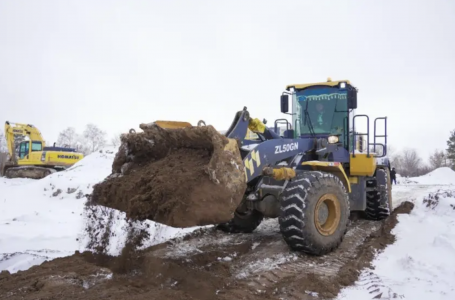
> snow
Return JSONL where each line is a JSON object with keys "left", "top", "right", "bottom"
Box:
{"left": 398, "top": 167, "right": 455, "bottom": 185}
{"left": 3, "top": 148, "right": 455, "bottom": 300}
{"left": 0, "top": 147, "right": 199, "bottom": 274}
{"left": 337, "top": 168, "right": 455, "bottom": 300}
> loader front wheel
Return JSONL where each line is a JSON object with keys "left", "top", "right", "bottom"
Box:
{"left": 279, "top": 171, "right": 350, "bottom": 256}
{"left": 216, "top": 209, "right": 264, "bottom": 234}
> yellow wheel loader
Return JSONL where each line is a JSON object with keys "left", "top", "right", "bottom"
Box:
{"left": 2, "top": 121, "right": 84, "bottom": 179}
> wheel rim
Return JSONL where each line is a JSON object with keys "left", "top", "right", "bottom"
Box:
{"left": 314, "top": 193, "right": 341, "bottom": 236}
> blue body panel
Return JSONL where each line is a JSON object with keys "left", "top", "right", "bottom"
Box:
{"left": 43, "top": 146, "right": 77, "bottom": 152}
{"left": 242, "top": 138, "right": 314, "bottom": 183}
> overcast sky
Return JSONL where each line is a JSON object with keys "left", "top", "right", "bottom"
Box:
{"left": 1, "top": 0, "right": 454, "bottom": 160}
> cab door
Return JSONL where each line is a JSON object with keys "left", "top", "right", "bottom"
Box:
{"left": 18, "top": 141, "right": 30, "bottom": 161}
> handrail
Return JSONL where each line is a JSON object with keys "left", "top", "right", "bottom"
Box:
{"left": 373, "top": 117, "right": 388, "bottom": 157}
{"left": 352, "top": 114, "right": 370, "bottom": 158}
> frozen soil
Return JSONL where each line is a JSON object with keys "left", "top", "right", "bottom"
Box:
{"left": 0, "top": 201, "right": 414, "bottom": 300}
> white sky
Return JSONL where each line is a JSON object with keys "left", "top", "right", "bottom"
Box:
{"left": 1, "top": 0, "right": 454, "bottom": 160}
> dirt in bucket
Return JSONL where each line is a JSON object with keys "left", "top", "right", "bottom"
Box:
{"left": 88, "top": 123, "right": 247, "bottom": 228}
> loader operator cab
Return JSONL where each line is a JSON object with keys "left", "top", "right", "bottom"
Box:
{"left": 295, "top": 86, "right": 350, "bottom": 135}
{"left": 279, "top": 79, "right": 360, "bottom": 152}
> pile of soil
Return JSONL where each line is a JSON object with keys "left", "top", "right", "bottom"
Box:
{"left": 89, "top": 123, "right": 247, "bottom": 228}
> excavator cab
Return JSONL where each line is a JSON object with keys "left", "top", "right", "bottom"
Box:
{"left": 16, "top": 140, "right": 44, "bottom": 159}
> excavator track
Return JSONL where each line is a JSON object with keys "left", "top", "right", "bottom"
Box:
{"left": 4, "top": 165, "right": 56, "bottom": 179}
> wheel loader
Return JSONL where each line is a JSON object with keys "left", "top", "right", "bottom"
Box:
{"left": 2, "top": 121, "right": 84, "bottom": 179}
{"left": 91, "top": 78, "right": 392, "bottom": 256}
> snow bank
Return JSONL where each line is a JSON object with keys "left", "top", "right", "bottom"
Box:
{"left": 337, "top": 187, "right": 455, "bottom": 299}
{"left": 399, "top": 167, "right": 455, "bottom": 185}
{"left": 0, "top": 147, "right": 200, "bottom": 274}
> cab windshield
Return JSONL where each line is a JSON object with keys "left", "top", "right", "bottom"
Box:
{"left": 292, "top": 86, "right": 348, "bottom": 136}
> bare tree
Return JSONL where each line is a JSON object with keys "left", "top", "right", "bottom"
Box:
{"left": 82, "top": 124, "right": 107, "bottom": 154}
{"left": 418, "top": 164, "right": 433, "bottom": 176}
{"left": 0, "top": 132, "right": 7, "bottom": 153}
{"left": 56, "top": 127, "right": 80, "bottom": 148}
{"left": 0, "top": 132, "right": 7, "bottom": 176}
{"left": 429, "top": 149, "right": 450, "bottom": 169}
{"left": 110, "top": 132, "right": 122, "bottom": 148}
{"left": 391, "top": 154, "right": 403, "bottom": 172}
{"left": 369, "top": 144, "right": 402, "bottom": 171}
{"left": 399, "top": 148, "right": 422, "bottom": 177}
{"left": 13, "top": 134, "right": 25, "bottom": 150}
{"left": 386, "top": 145, "right": 397, "bottom": 159}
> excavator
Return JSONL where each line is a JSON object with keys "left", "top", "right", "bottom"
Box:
{"left": 2, "top": 121, "right": 84, "bottom": 179}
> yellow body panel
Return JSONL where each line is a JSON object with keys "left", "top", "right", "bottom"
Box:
{"left": 17, "top": 145, "right": 83, "bottom": 168}
{"left": 348, "top": 176, "right": 359, "bottom": 184}
{"left": 286, "top": 79, "right": 351, "bottom": 90}
{"left": 154, "top": 120, "right": 192, "bottom": 129}
{"left": 301, "top": 161, "right": 351, "bottom": 193}
{"left": 248, "top": 118, "right": 266, "bottom": 134}
{"left": 262, "top": 166, "right": 296, "bottom": 181}
{"left": 349, "top": 154, "right": 376, "bottom": 176}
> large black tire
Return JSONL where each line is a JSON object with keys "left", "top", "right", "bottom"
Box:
{"left": 365, "top": 168, "right": 392, "bottom": 220}
{"left": 216, "top": 209, "right": 264, "bottom": 233}
{"left": 279, "top": 171, "right": 350, "bottom": 256}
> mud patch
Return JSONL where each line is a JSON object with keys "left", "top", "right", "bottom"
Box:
{"left": 0, "top": 202, "right": 415, "bottom": 300}
{"left": 275, "top": 201, "right": 415, "bottom": 299}
{"left": 89, "top": 124, "right": 246, "bottom": 228}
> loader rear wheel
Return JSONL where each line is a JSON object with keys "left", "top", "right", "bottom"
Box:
{"left": 365, "top": 168, "right": 392, "bottom": 220}
{"left": 216, "top": 209, "right": 264, "bottom": 234}
{"left": 279, "top": 171, "right": 350, "bottom": 256}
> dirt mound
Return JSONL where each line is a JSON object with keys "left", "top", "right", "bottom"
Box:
{"left": 89, "top": 123, "right": 246, "bottom": 228}
{"left": 0, "top": 201, "right": 415, "bottom": 300}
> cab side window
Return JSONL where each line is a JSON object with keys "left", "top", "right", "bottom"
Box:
{"left": 31, "top": 141, "right": 42, "bottom": 151}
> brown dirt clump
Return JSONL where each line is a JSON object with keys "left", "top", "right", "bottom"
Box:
{"left": 89, "top": 123, "right": 247, "bottom": 228}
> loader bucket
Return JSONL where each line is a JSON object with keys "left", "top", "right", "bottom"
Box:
{"left": 89, "top": 121, "right": 247, "bottom": 228}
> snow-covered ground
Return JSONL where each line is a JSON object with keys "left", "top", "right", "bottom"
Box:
{"left": 397, "top": 167, "right": 455, "bottom": 186}
{"left": 2, "top": 150, "right": 455, "bottom": 299}
{"left": 337, "top": 169, "right": 455, "bottom": 299}
{"left": 0, "top": 148, "right": 198, "bottom": 273}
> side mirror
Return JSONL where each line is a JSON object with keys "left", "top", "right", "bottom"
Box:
{"left": 281, "top": 95, "right": 289, "bottom": 113}
{"left": 347, "top": 87, "right": 357, "bottom": 109}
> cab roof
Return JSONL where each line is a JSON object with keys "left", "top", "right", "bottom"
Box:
{"left": 286, "top": 78, "right": 351, "bottom": 90}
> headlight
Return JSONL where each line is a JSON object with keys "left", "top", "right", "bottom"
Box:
{"left": 328, "top": 135, "right": 339, "bottom": 144}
